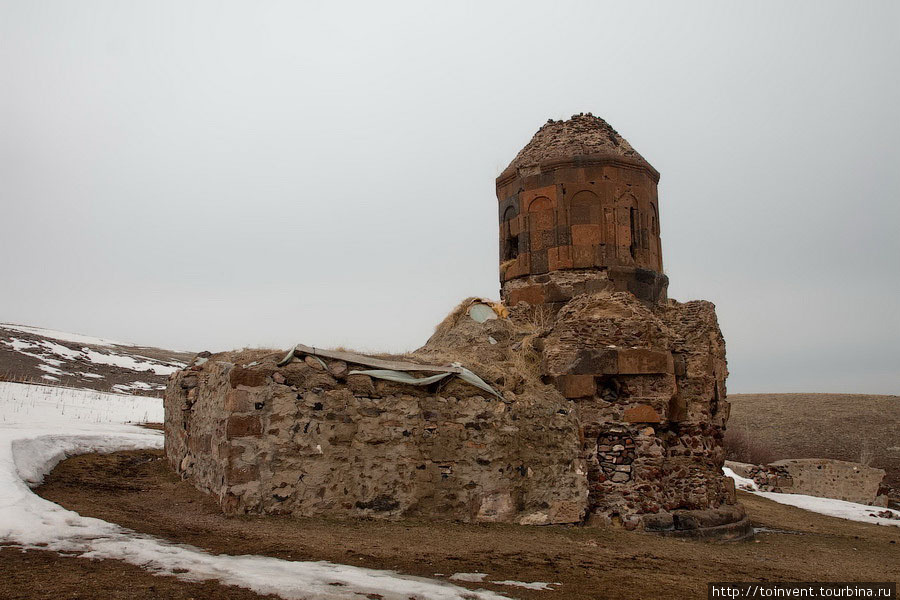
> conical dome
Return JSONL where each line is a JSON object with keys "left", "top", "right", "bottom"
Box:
{"left": 502, "top": 113, "right": 657, "bottom": 180}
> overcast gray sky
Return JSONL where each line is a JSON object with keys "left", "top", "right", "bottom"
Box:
{"left": 1, "top": 1, "right": 898, "bottom": 394}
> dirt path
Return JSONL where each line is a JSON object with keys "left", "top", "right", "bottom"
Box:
{"left": 10, "top": 450, "right": 900, "bottom": 599}
{"left": 0, "top": 546, "right": 281, "bottom": 600}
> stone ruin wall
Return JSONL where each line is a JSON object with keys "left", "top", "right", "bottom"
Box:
{"left": 165, "top": 292, "right": 747, "bottom": 537}
{"left": 542, "top": 293, "right": 741, "bottom": 532}
{"left": 727, "top": 459, "right": 887, "bottom": 505}
{"left": 165, "top": 347, "right": 588, "bottom": 525}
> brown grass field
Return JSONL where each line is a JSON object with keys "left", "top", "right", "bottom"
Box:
{"left": 728, "top": 393, "right": 900, "bottom": 489}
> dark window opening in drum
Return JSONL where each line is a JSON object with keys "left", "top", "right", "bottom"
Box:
{"left": 504, "top": 235, "right": 519, "bottom": 261}
{"left": 629, "top": 207, "right": 638, "bottom": 258}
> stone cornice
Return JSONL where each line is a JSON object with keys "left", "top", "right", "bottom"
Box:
{"left": 496, "top": 153, "right": 660, "bottom": 190}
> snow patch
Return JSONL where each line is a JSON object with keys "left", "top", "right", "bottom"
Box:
{"left": 753, "top": 491, "right": 900, "bottom": 527}
{"left": 0, "top": 324, "right": 120, "bottom": 347}
{"left": 449, "top": 573, "right": 488, "bottom": 582}
{"left": 723, "top": 467, "right": 899, "bottom": 527}
{"left": 493, "top": 581, "right": 559, "bottom": 591}
{"left": 38, "top": 364, "right": 66, "bottom": 376}
{"left": 722, "top": 466, "right": 757, "bottom": 491}
{"left": 79, "top": 348, "right": 182, "bottom": 376}
{"left": 0, "top": 382, "right": 163, "bottom": 426}
{"left": 1, "top": 334, "right": 184, "bottom": 378}
{"left": 0, "top": 382, "right": 506, "bottom": 600}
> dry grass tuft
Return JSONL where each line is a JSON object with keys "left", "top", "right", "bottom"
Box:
{"left": 431, "top": 297, "right": 480, "bottom": 339}
{"left": 724, "top": 426, "right": 776, "bottom": 465}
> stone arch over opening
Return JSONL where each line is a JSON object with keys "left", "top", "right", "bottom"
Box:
{"left": 527, "top": 196, "right": 554, "bottom": 228}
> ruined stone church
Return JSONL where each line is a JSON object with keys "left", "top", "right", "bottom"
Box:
{"left": 165, "top": 114, "right": 750, "bottom": 539}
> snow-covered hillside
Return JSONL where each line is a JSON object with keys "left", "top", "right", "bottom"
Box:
{"left": 0, "top": 381, "right": 506, "bottom": 599}
{"left": 0, "top": 323, "right": 194, "bottom": 396}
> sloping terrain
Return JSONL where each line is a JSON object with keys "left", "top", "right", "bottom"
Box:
{"left": 0, "top": 323, "right": 194, "bottom": 397}
{"left": 728, "top": 393, "right": 900, "bottom": 490}
{"left": 30, "top": 449, "right": 900, "bottom": 600}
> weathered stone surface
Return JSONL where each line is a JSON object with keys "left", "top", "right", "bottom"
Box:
{"left": 556, "top": 374, "right": 596, "bottom": 398}
{"left": 497, "top": 115, "right": 666, "bottom": 301}
{"left": 617, "top": 349, "right": 673, "bottom": 375}
{"left": 224, "top": 389, "right": 254, "bottom": 413}
{"left": 328, "top": 360, "right": 348, "bottom": 378}
{"left": 304, "top": 356, "right": 325, "bottom": 370}
{"left": 166, "top": 343, "right": 588, "bottom": 523}
{"left": 167, "top": 286, "right": 738, "bottom": 536}
{"left": 624, "top": 404, "right": 662, "bottom": 424}
{"left": 728, "top": 458, "right": 886, "bottom": 505}
{"left": 230, "top": 366, "right": 268, "bottom": 388}
{"left": 226, "top": 415, "right": 262, "bottom": 438}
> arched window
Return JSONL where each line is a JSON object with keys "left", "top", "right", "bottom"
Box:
{"left": 502, "top": 205, "right": 518, "bottom": 261}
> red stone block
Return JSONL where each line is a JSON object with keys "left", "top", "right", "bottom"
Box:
{"left": 531, "top": 210, "right": 555, "bottom": 231}
{"left": 226, "top": 415, "right": 262, "bottom": 438}
{"left": 509, "top": 215, "right": 522, "bottom": 236}
{"left": 556, "top": 245, "right": 573, "bottom": 270}
{"left": 573, "top": 245, "right": 594, "bottom": 268}
{"left": 617, "top": 349, "right": 674, "bottom": 374}
{"left": 530, "top": 229, "right": 550, "bottom": 251}
{"left": 624, "top": 404, "right": 662, "bottom": 424}
{"left": 571, "top": 224, "right": 602, "bottom": 247}
{"left": 556, "top": 375, "right": 596, "bottom": 398}
{"left": 507, "top": 285, "right": 546, "bottom": 306}
{"left": 224, "top": 389, "right": 254, "bottom": 412}
{"left": 521, "top": 185, "right": 557, "bottom": 209}
{"left": 226, "top": 463, "right": 259, "bottom": 485}
{"left": 518, "top": 252, "right": 531, "bottom": 274}
{"left": 547, "top": 247, "right": 560, "bottom": 271}
{"left": 229, "top": 366, "right": 268, "bottom": 388}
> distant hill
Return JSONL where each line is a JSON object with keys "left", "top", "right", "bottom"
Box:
{"left": 0, "top": 323, "right": 194, "bottom": 397}
{"left": 728, "top": 393, "right": 900, "bottom": 490}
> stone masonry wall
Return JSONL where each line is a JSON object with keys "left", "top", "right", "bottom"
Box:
{"left": 166, "top": 292, "right": 748, "bottom": 538}
{"left": 727, "top": 459, "right": 886, "bottom": 505}
{"left": 166, "top": 347, "right": 588, "bottom": 524}
{"left": 542, "top": 292, "right": 742, "bottom": 532}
